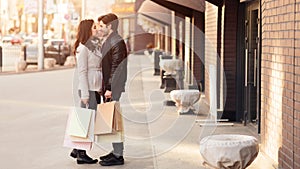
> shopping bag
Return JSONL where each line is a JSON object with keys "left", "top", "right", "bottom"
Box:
{"left": 67, "top": 107, "right": 93, "bottom": 138}
{"left": 70, "top": 109, "right": 95, "bottom": 142}
{"left": 94, "top": 101, "right": 123, "bottom": 134}
{"left": 112, "top": 102, "right": 123, "bottom": 132}
{"left": 94, "top": 101, "right": 124, "bottom": 145}
{"left": 63, "top": 131, "right": 92, "bottom": 150}
{"left": 63, "top": 108, "right": 94, "bottom": 150}
{"left": 95, "top": 131, "right": 123, "bottom": 145}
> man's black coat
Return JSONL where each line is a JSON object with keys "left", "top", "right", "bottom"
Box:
{"left": 101, "top": 31, "right": 128, "bottom": 100}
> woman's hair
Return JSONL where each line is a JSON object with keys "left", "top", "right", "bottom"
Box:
{"left": 73, "top": 19, "right": 94, "bottom": 55}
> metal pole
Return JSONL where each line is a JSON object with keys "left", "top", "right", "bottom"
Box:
{"left": 58, "top": 44, "right": 61, "bottom": 65}
{"left": 0, "top": 46, "right": 2, "bottom": 72}
{"left": 0, "top": 1, "right": 2, "bottom": 37}
{"left": 23, "top": 45, "right": 27, "bottom": 61}
{"left": 38, "top": 0, "right": 44, "bottom": 70}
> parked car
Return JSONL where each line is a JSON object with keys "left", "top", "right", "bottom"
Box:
{"left": 1, "top": 35, "right": 22, "bottom": 45}
{"left": 1, "top": 35, "right": 13, "bottom": 44}
{"left": 23, "top": 39, "right": 71, "bottom": 65}
{"left": 44, "top": 39, "right": 71, "bottom": 65}
{"left": 11, "top": 36, "right": 22, "bottom": 45}
{"left": 24, "top": 44, "right": 38, "bottom": 65}
{"left": 23, "top": 37, "right": 35, "bottom": 45}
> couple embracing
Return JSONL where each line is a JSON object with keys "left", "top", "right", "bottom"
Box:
{"left": 71, "top": 13, "right": 128, "bottom": 166}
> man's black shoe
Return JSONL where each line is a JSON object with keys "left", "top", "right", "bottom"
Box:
{"left": 99, "top": 154, "right": 124, "bottom": 166}
{"left": 99, "top": 152, "right": 114, "bottom": 161}
{"left": 76, "top": 150, "right": 98, "bottom": 164}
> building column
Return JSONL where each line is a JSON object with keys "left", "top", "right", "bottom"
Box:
{"left": 221, "top": 0, "right": 238, "bottom": 120}
{"left": 175, "top": 12, "right": 185, "bottom": 60}
{"left": 191, "top": 10, "right": 204, "bottom": 90}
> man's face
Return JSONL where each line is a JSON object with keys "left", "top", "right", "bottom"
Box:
{"left": 95, "top": 23, "right": 103, "bottom": 38}
{"left": 98, "top": 21, "right": 110, "bottom": 38}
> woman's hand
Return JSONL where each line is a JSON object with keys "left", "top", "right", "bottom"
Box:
{"left": 81, "top": 98, "right": 89, "bottom": 105}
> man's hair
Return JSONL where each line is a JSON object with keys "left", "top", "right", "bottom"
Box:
{"left": 98, "top": 13, "right": 119, "bottom": 31}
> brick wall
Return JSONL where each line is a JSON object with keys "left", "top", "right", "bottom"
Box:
{"left": 294, "top": 1, "right": 300, "bottom": 168}
{"left": 261, "top": 0, "right": 300, "bottom": 168}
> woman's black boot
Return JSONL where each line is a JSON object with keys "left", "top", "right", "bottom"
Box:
{"left": 70, "top": 149, "right": 78, "bottom": 158}
{"left": 77, "top": 150, "right": 98, "bottom": 164}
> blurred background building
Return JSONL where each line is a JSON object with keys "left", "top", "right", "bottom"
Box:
{"left": 0, "top": 0, "right": 115, "bottom": 40}
{"left": 112, "top": 0, "right": 135, "bottom": 52}
{"left": 0, "top": 0, "right": 155, "bottom": 53}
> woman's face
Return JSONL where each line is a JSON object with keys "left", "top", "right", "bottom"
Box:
{"left": 91, "top": 24, "right": 97, "bottom": 36}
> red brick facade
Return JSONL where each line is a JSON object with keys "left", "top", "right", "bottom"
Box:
{"left": 295, "top": 2, "right": 300, "bottom": 168}
{"left": 261, "top": 0, "right": 300, "bottom": 168}
{"left": 204, "top": 0, "right": 300, "bottom": 166}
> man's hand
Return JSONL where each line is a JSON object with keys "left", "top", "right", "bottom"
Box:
{"left": 104, "top": 90, "right": 112, "bottom": 99}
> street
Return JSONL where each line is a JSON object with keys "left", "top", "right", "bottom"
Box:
{"left": 0, "top": 54, "right": 198, "bottom": 169}
{"left": 0, "top": 54, "right": 273, "bottom": 169}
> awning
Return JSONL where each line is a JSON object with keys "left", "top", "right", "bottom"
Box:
{"left": 205, "top": 0, "right": 223, "bottom": 6}
{"left": 138, "top": 0, "right": 172, "bottom": 26}
{"left": 164, "top": 0, "right": 205, "bottom": 12}
{"left": 137, "top": 0, "right": 172, "bottom": 33}
{"left": 150, "top": 0, "right": 205, "bottom": 16}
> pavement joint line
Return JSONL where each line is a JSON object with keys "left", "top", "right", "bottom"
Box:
{"left": 152, "top": 145, "right": 159, "bottom": 169}
{"left": 125, "top": 56, "right": 158, "bottom": 163}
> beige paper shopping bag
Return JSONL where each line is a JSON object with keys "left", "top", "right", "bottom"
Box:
{"left": 94, "top": 101, "right": 115, "bottom": 134}
{"left": 112, "top": 102, "right": 123, "bottom": 132}
{"left": 94, "top": 101, "right": 124, "bottom": 145}
{"left": 94, "top": 101, "right": 123, "bottom": 135}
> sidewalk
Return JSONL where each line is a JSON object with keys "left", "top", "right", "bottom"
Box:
{"left": 91, "top": 54, "right": 276, "bottom": 169}
{"left": 77, "top": 54, "right": 276, "bottom": 169}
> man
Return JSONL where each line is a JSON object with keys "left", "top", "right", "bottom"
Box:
{"left": 97, "top": 13, "right": 128, "bottom": 166}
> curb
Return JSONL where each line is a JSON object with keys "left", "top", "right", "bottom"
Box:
{"left": 0, "top": 65, "right": 75, "bottom": 75}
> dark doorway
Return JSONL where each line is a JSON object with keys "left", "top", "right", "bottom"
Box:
{"left": 244, "top": 1, "right": 261, "bottom": 131}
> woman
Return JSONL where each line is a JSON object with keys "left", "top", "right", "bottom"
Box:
{"left": 70, "top": 19, "right": 102, "bottom": 164}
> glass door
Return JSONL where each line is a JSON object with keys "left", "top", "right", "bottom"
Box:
{"left": 244, "top": 1, "right": 260, "bottom": 129}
